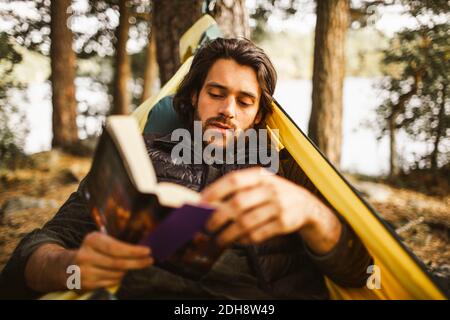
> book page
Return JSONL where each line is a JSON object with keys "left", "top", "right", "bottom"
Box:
{"left": 155, "top": 182, "right": 203, "bottom": 208}
{"left": 106, "top": 116, "right": 158, "bottom": 193}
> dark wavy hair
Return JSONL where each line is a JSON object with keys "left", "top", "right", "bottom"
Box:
{"left": 173, "top": 38, "right": 277, "bottom": 127}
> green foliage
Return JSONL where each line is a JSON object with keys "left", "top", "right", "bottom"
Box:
{"left": 72, "top": 0, "right": 151, "bottom": 59}
{"left": 0, "top": 33, "right": 29, "bottom": 168}
{"left": 249, "top": 0, "right": 393, "bottom": 41}
{"left": 376, "top": 4, "right": 450, "bottom": 171}
{"left": 250, "top": 0, "right": 300, "bottom": 42}
{"left": 0, "top": 0, "right": 151, "bottom": 57}
{"left": 0, "top": 0, "right": 51, "bottom": 55}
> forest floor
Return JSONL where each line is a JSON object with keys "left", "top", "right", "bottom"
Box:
{"left": 0, "top": 150, "right": 449, "bottom": 296}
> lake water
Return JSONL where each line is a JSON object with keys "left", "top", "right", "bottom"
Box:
{"left": 274, "top": 77, "right": 390, "bottom": 176}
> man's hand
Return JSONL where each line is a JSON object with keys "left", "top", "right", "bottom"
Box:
{"left": 25, "top": 232, "right": 153, "bottom": 293}
{"left": 201, "top": 167, "right": 342, "bottom": 255}
{"left": 73, "top": 232, "right": 153, "bottom": 291}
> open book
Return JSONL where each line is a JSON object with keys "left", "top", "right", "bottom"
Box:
{"left": 82, "top": 116, "right": 223, "bottom": 280}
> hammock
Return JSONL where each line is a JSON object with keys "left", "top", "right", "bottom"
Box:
{"left": 40, "top": 15, "right": 446, "bottom": 300}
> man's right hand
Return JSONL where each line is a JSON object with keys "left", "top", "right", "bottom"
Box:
{"left": 73, "top": 232, "right": 153, "bottom": 291}
{"left": 25, "top": 232, "right": 153, "bottom": 293}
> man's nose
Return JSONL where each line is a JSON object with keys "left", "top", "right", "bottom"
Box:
{"left": 219, "top": 96, "right": 236, "bottom": 118}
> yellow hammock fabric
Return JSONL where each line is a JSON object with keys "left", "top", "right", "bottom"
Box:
{"left": 40, "top": 15, "right": 446, "bottom": 300}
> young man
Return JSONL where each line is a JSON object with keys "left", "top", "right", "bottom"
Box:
{"left": 0, "top": 38, "right": 372, "bottom": 299}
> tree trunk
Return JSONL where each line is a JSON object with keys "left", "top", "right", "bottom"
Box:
{"left": 210, "top": 0, "right": 250, "bottom": 38}
{"left": 50, "top": 0, "right": 78, "bottom": 149}
{"left": 430, "top": 84, "right": 447, "bottom": 171}
{"left": 389, "top": 114, "right": 400, "bottom": 177}
{"left": 153, "top": 0, "right": 203, "bottom": 86}
{"left": 308, "top": 0, "right": 349, "bottom": 168}
{"left": 112, "top": 0, "right": 131, "bottom": 115}
{"left": 141, "top": 13, "right": 158, "bottom": 103}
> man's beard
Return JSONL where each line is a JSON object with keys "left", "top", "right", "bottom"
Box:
{"left": 193, "top": 108, "right": 253, "bottom": 150}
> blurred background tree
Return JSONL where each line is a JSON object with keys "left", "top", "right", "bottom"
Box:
{"left": 0, "top": 0, "right": 153, "bottom": 145}
{"left": 251, "top": 0, "right": 390, "bottom": 168}
{"left": 0, "top": 0, "right": 78, "bottom": 151}
{"left": 375, "top": 0, "right": 449, "bottom": 178}
{"left": 0, "top": 32, "right": 27, "bottom": 168}
{"left": 50, "top": 0, "right": 78, "bottom": 149}
{"left": 153, "top": 0, "right": 203, "bottom": 86}
{"left": 308, "top": 0, "right": 349, "bottom": 168}
{"left": 206, "top": 0, "right": 250, "bottom": 38}
{"left": 152, "top": 0, "right": 251, "bottom": 88}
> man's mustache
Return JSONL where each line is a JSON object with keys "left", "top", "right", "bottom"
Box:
{"left": 205, "top": 116, "right": 236, "bottom": 131}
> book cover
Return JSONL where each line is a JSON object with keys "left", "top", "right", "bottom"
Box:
{"left": 82, "top": 116, "right": 223, "bottom": 280}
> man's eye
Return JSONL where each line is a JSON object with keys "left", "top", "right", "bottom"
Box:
{"left": 209, "top": 93, "right": 223, "bottom": 98}
{"left": 239, "top": 100, "right": 252, "bottom": 107}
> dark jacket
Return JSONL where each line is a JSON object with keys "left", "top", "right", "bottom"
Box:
{"left": 0, "top": 133, "right": 372, "bottom": 299}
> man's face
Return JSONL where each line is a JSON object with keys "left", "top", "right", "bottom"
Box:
{"left": 192, "top": 58, "right": 262, "bottom": 148}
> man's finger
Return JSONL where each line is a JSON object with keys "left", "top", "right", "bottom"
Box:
{"left": 236, "top": 202, "right": 279, "bottom": 232}
{"left": 83, "top": 247, "right": 153, "bottom": 271}
{"left": 83, "top": 265, "right": 125, "bottom": 282}
{"left": 246, "top": 220, "right": 282, "bottom": 244}
{"left": 99, "top": 255, "right": 153, "bottom": 271}
{"left": 87, "top": 233, "right": 151, "bottom": 258}
{"left": 217, "top": 202, "right": 279, "bottom": 245}
{"left": 206, "top": 185, "right": 272, "bottom": 232}
{"left": 201, "top": 167, "right": 271, "bottom": 202}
